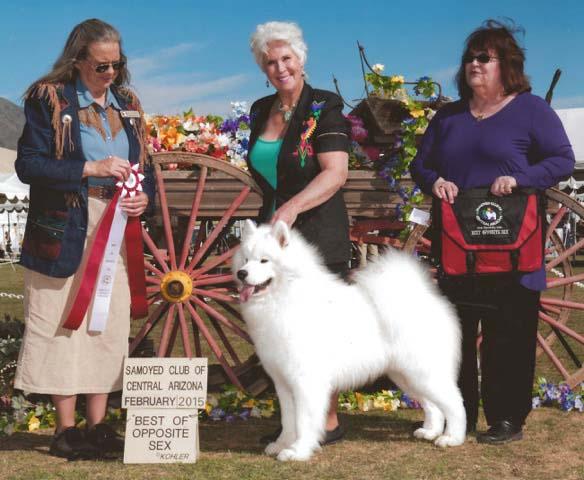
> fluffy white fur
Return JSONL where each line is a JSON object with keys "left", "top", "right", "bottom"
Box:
{"left": 233, "top": 220, "right": 466, "bottom": 461}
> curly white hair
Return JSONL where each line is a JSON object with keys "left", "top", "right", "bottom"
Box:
{"left": 250, "top": 21, "right": 307, "bottom": 71}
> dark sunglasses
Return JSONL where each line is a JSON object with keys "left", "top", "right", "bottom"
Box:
{"left": 87, "top": 60, "right": 125, "bottom": 73}
{"left": 464, "top": 53, "right": 498, "bottom": 64}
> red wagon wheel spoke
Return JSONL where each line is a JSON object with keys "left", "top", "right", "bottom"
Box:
{"left": 185, "top": 300, "right": 244, "bottom": 389}
{"left": 192, "top": 248, "right": 237, "bottom": 278}
{"left": 157, "top": 304, "right": 177, "bottom": 357}
{"left": 186, "top": 186, "right": 251, "bottom": 274}
{"left": 178, "top": 166, "right": 208, "bottom": 270}
{"left": 145, "top": 259, "right": 165, "bottom": 277}
{"left": 136, "top": 152, "right": 265, "bottom": 392}
{"left": 129, "top": 302, "right": 168, "bottom": 354}
{"left": 176, "top": 304, "right": 193, "bottom": 358}
{"left": 193, "top": 274, "right": 234, "bottom": 287}
{"left": 190, "top": 296, "right": 252, "bottom": 343}
{"left": 192, "top": 288, "right": 236, "bottom": 303}
{"left": 545, "top": 206, "right": 568, "bottom": 241}
{"left": 142, "top": 227, "right": 170, "bottom": 273}
{"left": 155, "top": 163, "right": 178, "bottom": 270}
{"left": 215, "top": 300, "right": 247, "bottom": 325}
{"left": 208, "top": 317, "right": 242, "bottom": 365}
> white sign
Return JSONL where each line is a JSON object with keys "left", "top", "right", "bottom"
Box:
{"left": 409, "top": 207, "right": 431, "bottom": 226}
{"left": 122, "top": 357, "right": 208, "bottom": 409}
{"left": 123, "top": 408, "right": 199, "bottom": 464}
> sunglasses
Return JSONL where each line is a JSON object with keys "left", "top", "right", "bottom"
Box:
{"left": 464, "top": 53, "right": 498, "bottom": 64}
{"left": 86, "top": 59, "right": 125, "bottom": 74}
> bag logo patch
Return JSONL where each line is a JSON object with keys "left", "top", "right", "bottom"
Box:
{"left": 476, "top": 202, "right": 503, "bottom": 227}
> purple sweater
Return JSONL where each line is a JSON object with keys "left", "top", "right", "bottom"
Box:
{"left": 410, "top": 92, "right": 575, "bottom": 290}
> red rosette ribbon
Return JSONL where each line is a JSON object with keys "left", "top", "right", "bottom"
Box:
{"left": 63, "top": 164, "right": 148, "bottom": 330}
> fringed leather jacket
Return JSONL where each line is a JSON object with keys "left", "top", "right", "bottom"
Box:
{"left": 15, "top": 81, "right": 155, "bottom": 277}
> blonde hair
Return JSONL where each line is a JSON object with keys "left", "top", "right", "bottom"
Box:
{"left": 250, "top": 21, "right": 307, "bottom": 71}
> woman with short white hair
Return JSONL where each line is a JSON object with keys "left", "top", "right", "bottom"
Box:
{"left": 247, "top": 21, "right": 350, "bottom": 448}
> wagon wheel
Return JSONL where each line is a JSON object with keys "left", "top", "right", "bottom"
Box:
{"left": 130, "top": 152, "right": 269, "bottom": 394}
{"left": 403, "top": 188, "right": 584, "bottom": 388}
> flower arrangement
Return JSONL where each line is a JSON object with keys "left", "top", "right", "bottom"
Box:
{"left": 146, "top": 101, "right": 250, "bottom": 171}
{"left": 532, "top": 377, "right": 583, "bottom": 412}
{"left": 203, "top": 384, "right": 277, "bottom": 422}
{"left": 361, "top": 64, "right": 441, "bottom": 220}
{"left": 339, "top": 389, "right": 420, "bottom": 412}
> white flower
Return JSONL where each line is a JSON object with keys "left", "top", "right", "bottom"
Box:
{"left": 216, "top": 133, "right": 230, "bottom": 148}
{"left": 185, "top": 133, "right": 197, "bottom": 141}
{"left": 236, "top": 129, "right": 250, "bottom": 141}
{"left": 372, "top": 63, "right": 385, "bottom": 74}
{"left": 182, "top": 119, "right": 198, "bottom": 131}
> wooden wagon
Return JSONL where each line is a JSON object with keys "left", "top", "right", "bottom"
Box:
{"left": 130, "top": 150, "right": 584, "bottom": 396}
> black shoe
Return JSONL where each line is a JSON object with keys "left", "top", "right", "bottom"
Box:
{"left": 259, "top": 425, "right": 346, "bottom": 446}
{"left": 476, "top": 420, "right": 523, "bottom": 445}
{"left": 49, "top": 427, "right": 99, "bottom": 460}
{"left": 86, "top": 423, "right": 125, "bottom": 454}
{"left": 320, "top": 424, "right": 345, "bottom": 446}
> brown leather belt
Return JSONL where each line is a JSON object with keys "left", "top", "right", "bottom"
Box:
{"left": 88, "top": 185, "right": 117, "bottom": 199}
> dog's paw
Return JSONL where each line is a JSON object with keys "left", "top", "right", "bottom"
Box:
{"left": 276, "top": 447, "right": 313, "bottom": 462}
{"left": 414, "top": 427, "right": 441, "bottom": 441}
{"left": 434, "top": 434, "right": 465, "bottom": 448}
{"left": 265, "top": 442, "right": 284, "bottom": 456}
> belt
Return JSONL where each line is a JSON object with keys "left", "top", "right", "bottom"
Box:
{"left": 88, "top": 185, "right": 117, "bottom": 199}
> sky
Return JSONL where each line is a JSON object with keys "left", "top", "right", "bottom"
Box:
{"left": 1, "top": 0, "right": 583, "bottom": 116}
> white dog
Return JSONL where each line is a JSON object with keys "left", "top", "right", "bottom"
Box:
{"left": 233, "top": 220, "right": 466, "bottom": 461}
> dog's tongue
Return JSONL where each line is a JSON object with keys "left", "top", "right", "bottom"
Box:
{"left": 239, "top": 285, "right": 255, "bottom": 303}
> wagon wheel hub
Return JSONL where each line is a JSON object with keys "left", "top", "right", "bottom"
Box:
{"left": 160, "top": 270, "right": 193, "bottom": 303}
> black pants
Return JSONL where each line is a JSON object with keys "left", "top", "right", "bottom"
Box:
{"left": 439, "top": 276, "right": 540, "bottom": 427}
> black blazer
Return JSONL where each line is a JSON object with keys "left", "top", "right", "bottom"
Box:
{"left": 247, "top": 83, "right": 351, "bottom": 265}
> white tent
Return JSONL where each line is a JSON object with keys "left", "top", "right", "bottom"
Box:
{"left": 0, "top": 172, "right": 28, "bottom": 257}
{"left": 556, "top": 108, "right": 584, "bottom": 193}
{"left": 0, "top": 172, "right": 29, "bottom": 202}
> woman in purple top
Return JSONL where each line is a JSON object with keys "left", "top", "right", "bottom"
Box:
{"left": 410, "top": 20, "right": 574, "bottom": 444}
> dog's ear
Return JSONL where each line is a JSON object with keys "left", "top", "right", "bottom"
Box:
{"left": 242, "top": 219, "right": 257, "bottom": 241}
{"left": 271, "top": 220, "right": 290, "bottom": 248}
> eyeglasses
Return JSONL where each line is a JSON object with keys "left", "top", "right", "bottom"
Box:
{"left": 464, "top": 53, "right": 498, "bottom": 64}
{"left": 85, "top": 59, "right": 125, "bottom": 74}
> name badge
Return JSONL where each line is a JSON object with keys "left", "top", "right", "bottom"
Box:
{"left": 121, "top": 110, "right": 141, "bottom": 118}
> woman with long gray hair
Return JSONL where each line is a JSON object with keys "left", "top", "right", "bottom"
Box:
{"left": 14, "top": 18, "right": 153, "bottom": 459}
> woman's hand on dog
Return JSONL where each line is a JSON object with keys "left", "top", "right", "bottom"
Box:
{"left": 271, "top": 201, "right": 299, "bottom": 227}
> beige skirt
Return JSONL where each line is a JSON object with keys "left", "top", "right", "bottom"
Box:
{"left": 14, "top": 197, "right": 131, "bottom": 395}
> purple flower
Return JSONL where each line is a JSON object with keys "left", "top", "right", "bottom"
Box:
{"left": 398, "top": 187, "right": 409, "bottom": 201}
{"left": 225, "top": 414, "right": 237, "bottom": 423}
{"left": 560, "top": 397, "right": 575, "bottom": 411}
{"left": 239, "top": 409, "right": 251, "bottom": 420}
{"left": 532, "top": 397, "right": 541, "bottom": 409}
{"left": 210, "top": 408, "right": 225, "bottom": 421}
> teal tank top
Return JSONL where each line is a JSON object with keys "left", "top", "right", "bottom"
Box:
{"left": 249, "top": 137, "right": 282, "bottom": 190}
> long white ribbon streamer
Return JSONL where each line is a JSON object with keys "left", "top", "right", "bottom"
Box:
{"left": 88, "top": 199, "right": 128, "bottom": 332}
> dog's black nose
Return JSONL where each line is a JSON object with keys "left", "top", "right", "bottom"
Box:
{"left": 237, "top": 270, "right": 248, "bottom": 281}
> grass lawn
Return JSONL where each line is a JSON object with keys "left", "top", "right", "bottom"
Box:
{"left": 1, "top": 265, "right": 583, "bottom": 479}
{"left": 0, "top": 407, "right": 583, "bottom": 480}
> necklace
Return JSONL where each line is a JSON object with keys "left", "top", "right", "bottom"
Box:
{"left": 277, "top": 100, "right": 296, "bottom": 123}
